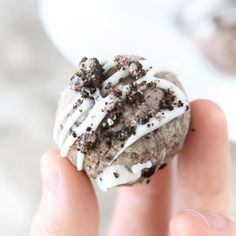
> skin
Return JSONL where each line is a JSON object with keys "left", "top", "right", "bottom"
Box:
{"left": 30, "top": 99, "right": 235, "bottom": 236}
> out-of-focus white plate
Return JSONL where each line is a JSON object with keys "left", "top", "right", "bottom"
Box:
{"left": 39, "top": 0, "right": 236, "bottom": 141}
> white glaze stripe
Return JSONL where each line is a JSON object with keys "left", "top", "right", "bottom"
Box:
{"left": 57, "top": 99, "right": 93, "bottom": 148}
{"left": 53, "top": 93, "right": 83, "bottom": 143}
{"left": 102, "top": 60, "right": 116, "bottom": 74}
{"left": 97, "top": 161, "right": 152, "bottom": 191}
{"left": 76, "top": 152, "right": 85, "bottom": 171}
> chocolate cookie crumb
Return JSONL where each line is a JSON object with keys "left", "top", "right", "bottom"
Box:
{"left": 114, "top": 126, "right": 136, "bottom": 141}
{"left": 128, "top": 61, "right": 146, "bottom": 79}
{"left": 77, "top": 131, "right": 100, "bottom": 154}
{"left": 159, "top": 89, "right": 176, "bottom": 111}
{"left": 158, "top": 163, "right": 167, "bottom": 170}
{"left": 146, "top": 81, "right": 157, "bottom": 89}
{"left": 142, "top": 165, "right": 156, "bottom": 178}
{"left": 86, "top": 126, "right": 92, "bottom": 132}
{"left": 75, "top": 121, "right": 80, "bottom": 127}
{"left": 71, "top": 131, "right": 77, "bottom": 138}
{"left": 113, "top": 90, "right": 123, "bottom": 98}
{"left": 113, "top": 172, "right": 119, "bottom": 178}
{"left": 73, "top": 99, "right": 83, "bottom": 109}
{"left": 105, "top": 155, "right": 113, "bottom": 161}
{"left": 177, "top": 100, "right": 184, "bottom": 107}
{"left": 140, "top": 81, "right": 147, "bottom": 86}
{"left": 70, "top": 57, "right": 104, "bottom": 96}
{"left": 127, "top": 91, "right": 145, "bottom": 105}
{"left": 114, "top": 55, "right": 130, "bottom": 70}
{"left": 139, "top": 116, "right": 150, "bottom": 125}
{"left": 105, "top": 82, "right": 112, "bottom": 90}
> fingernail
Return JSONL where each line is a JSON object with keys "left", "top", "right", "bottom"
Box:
{"left": 40, "top": 152, "right": 59, "bottom": 193}
{"left": 185, "top": 209, "right": 228, "bottom": 230}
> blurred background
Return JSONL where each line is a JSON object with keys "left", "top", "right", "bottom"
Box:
{"left": 0, "top": 0, "right": 235, "bottom": 235}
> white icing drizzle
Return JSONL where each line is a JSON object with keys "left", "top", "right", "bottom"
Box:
{"left": 57, "top": 98, "right": 93, "bottom": 148}
{"left": 76, "top": 152, "right": 84, "bottom": 171}
{"left": 97, "top": 161, "right": 152, "bottom": 191}
{"left": 53, "top": 93, "right": 83, "bottom": 143}
{"left": 54, "top": 57, "right": 190, "bottom": 190}
{"left": 102, "top": 60, "right": 116, "bottom": 74}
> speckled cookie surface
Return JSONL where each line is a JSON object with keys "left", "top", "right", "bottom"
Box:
{"left": 53, "top": 55, "right": 191, "bottom": 191}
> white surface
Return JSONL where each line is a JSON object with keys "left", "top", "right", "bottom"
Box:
{"left": 39, "top": 0, "right": 236, "bottom": 141}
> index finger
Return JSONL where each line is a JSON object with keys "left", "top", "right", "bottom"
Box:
{"left": 174, "top": 99, "right": 231, "bottom": 215}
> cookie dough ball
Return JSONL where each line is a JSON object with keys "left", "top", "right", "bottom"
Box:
{"left": 53, "top": 55, "right": 191, "bottom": 191}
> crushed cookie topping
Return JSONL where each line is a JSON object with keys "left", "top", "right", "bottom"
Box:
{"left": 177, "top": 100, "right": 184, "bottom": 107}
{"left": 139, "top": 116, "right": 150, "bottom": 125}
{"left": 128, "top": 61, "right": 146, "bottom": 79}
{"left": 114, "top": 56, "right": 146, "bottom": 79}
{"left": 70, "top": 57, "right": 104, "bottom": 97}
{"left": 114, "top": 125, "right": 136, "bottom": 141}
{"left": 76, "top": 131, "right": 100, "bottom": 155}
{"left": 113, "top": 172, "right": 119, "bottom": 178}
{"left": 142, "top": 165, "right": 156, "bottom": 178}
{"left": 101, "top": 102, "right": 123, "bottom": 128}
{"left": 159, "top": 89, "right": 177, "bottom": 111}
{"left": 114, "top": 55, "right": 131, "bottom": 70}
{"left": 158, "top": 163, "right": 167, "bottom": 170}
{"left": 127, "top": 91, "right": 145, "bottom": 105}
{"left": 104, "top": 82, "right": 112, "bottom": 90}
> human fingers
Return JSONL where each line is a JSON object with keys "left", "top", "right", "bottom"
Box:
{"left": 107, "top": 164, "right": 172, "bottom": 236}
{"left": 174, "top": 99, "right": 231, "bottom": 215}
{"left": 30, "top": 150, "right": 99, "bottom": 236}
{"left": 170, "top": 210, "right": 236, "bottom": 236}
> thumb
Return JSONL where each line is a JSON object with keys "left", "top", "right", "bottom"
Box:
{"left": 170, "top": 210, "right": 236, "bottom": 236}
{"left": 30, "top": 150, "right": 99, "bottom": 236}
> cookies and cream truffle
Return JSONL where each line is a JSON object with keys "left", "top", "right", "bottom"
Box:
{"left": 53, "top": 55, "right": 191, "bottom": 191}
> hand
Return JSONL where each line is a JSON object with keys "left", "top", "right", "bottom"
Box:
{"left": 30, "top": 99, "right": 234, "bottom": 236}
